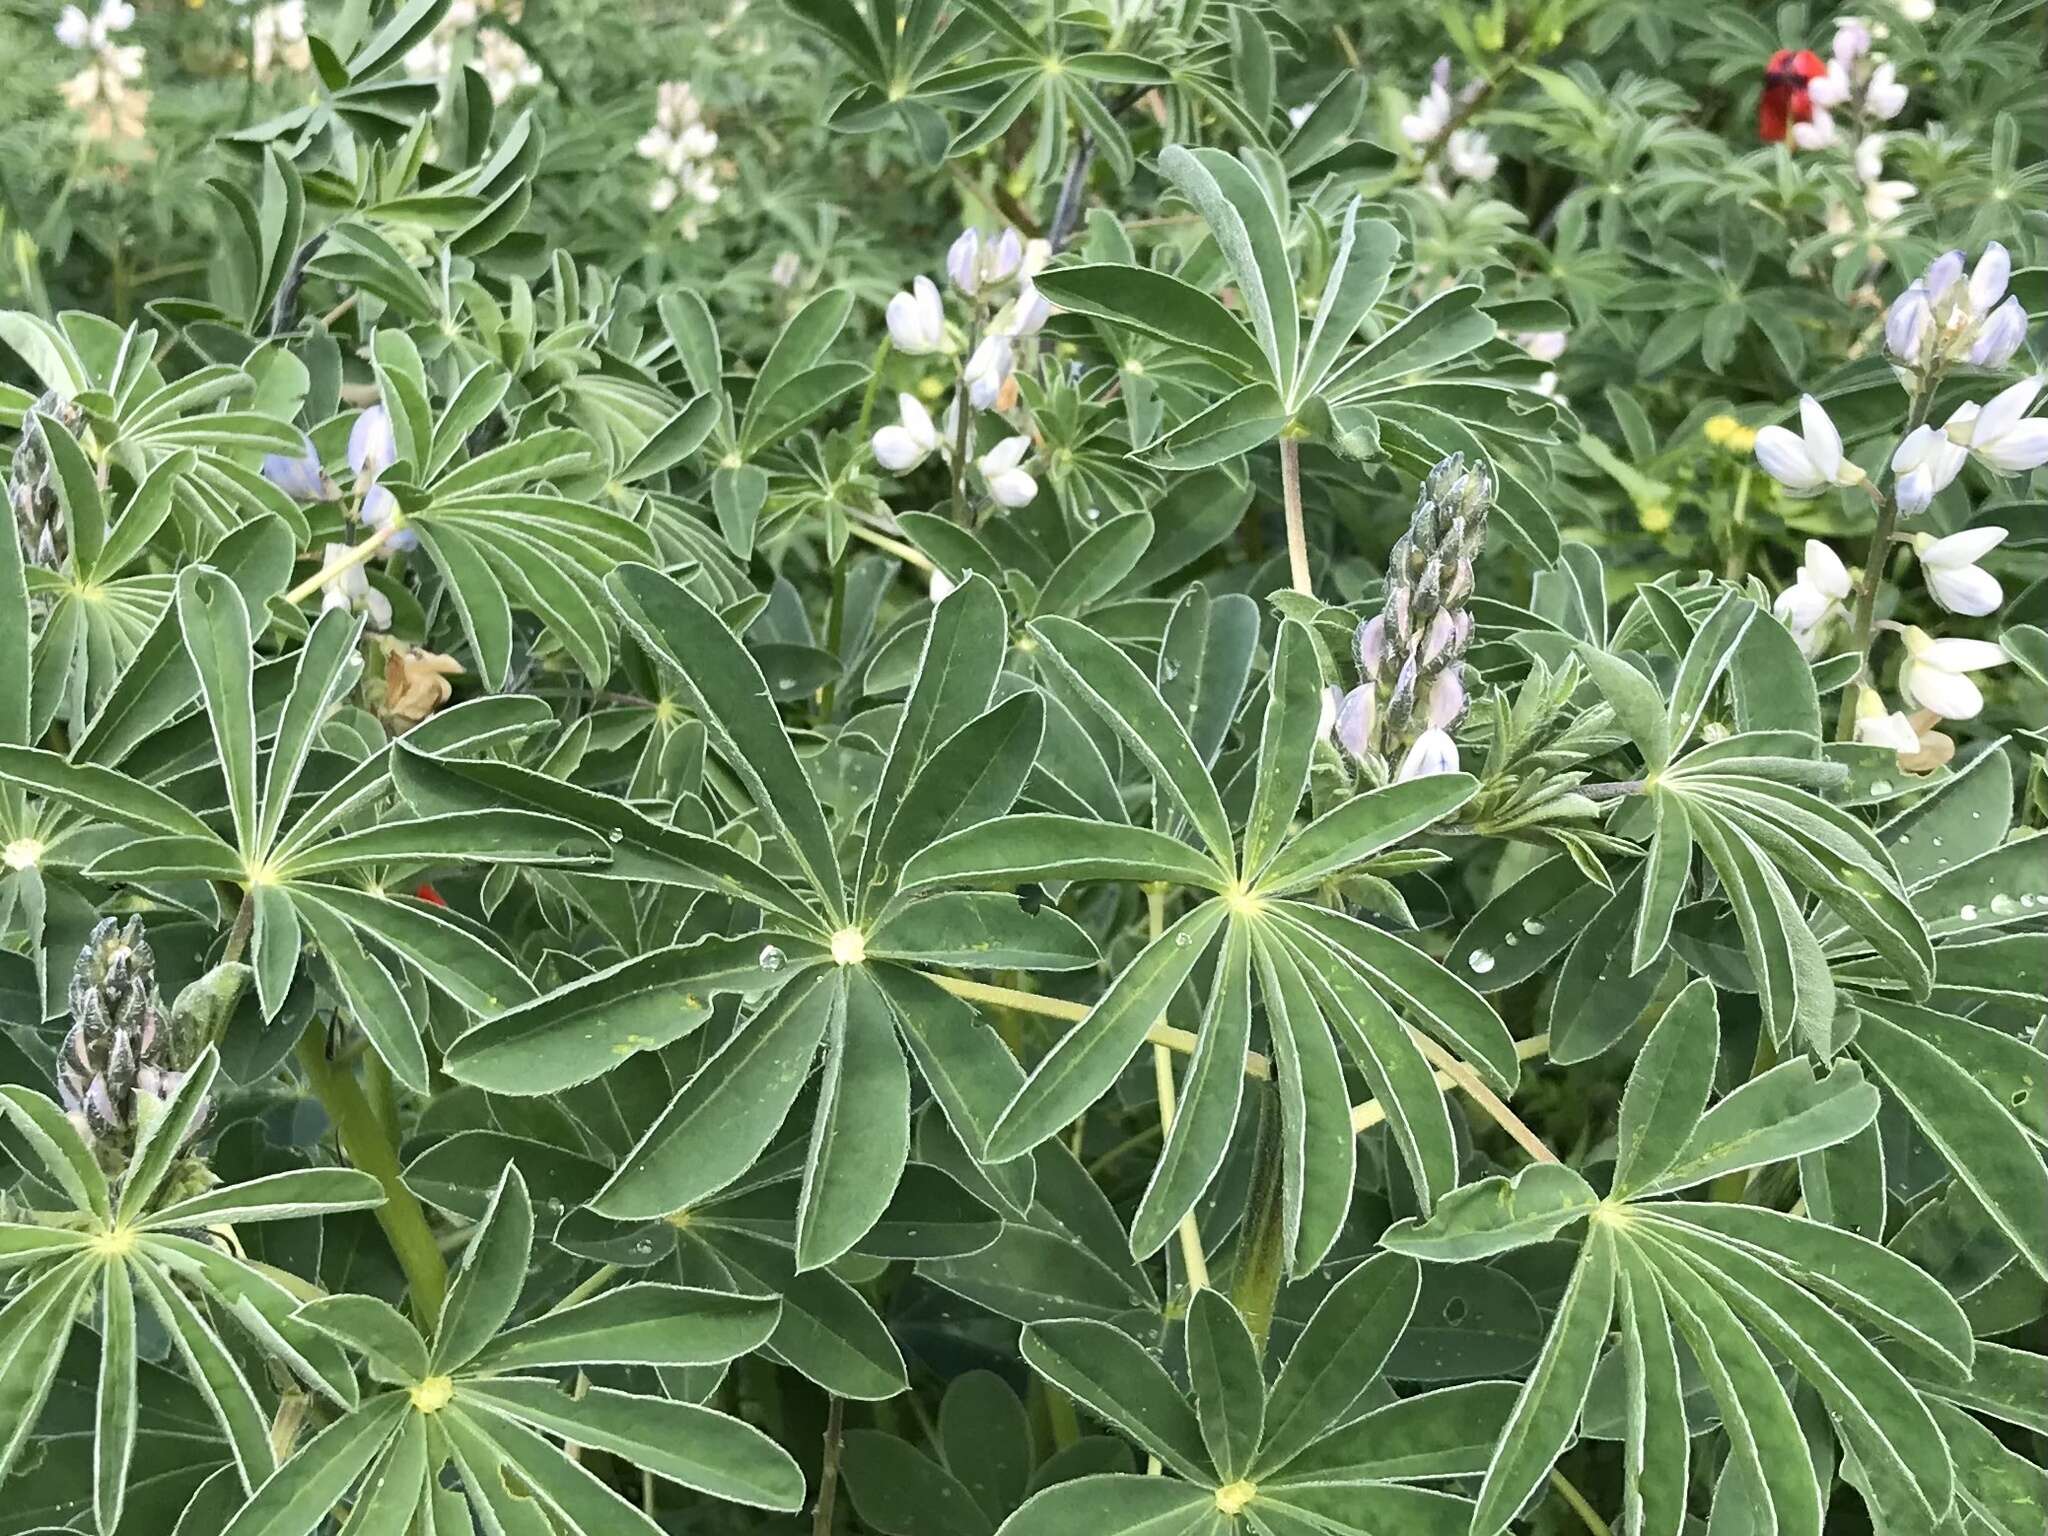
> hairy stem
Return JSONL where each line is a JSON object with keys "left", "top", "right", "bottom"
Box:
{"left": 1833, "top": 381, "right": 1937, "bottom": 740}
{"left": 1411, "top": 1032, "right": 1559, "bottom": 1164}
{"left": 812, "top": 1396, "right": 845, "bottom": 1536}
{"left": 1279, "top": 436, "right": 1313, "bottom": 595}
{"left": 1230, "top": 1089, "right": 1289, "bottom": 1354}
{"left": 295, "top": 1022, "right": 449, "bottom": 1327}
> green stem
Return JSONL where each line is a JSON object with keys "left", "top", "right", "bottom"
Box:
{"left": 221, "top": 892, "right": 256, "bottom": 967}
{"left": 812, "top": 1395, "right": 845, "bottom": 1536}
{"left": 1230, "top": 1088, "right": 1290, "bottom": 1356}
{"left": 1832, "top": 381, "right": 1938, "bottom": 741}
{"left": 296, "top": 1022, "right": 448, "bottom": 1328}
{"left": 948, "top": 321, "right": 979, "bottom": 525}
{"left": 1548, "top": 1468, "right": 1614, "bottom": 1536}
{"left": 853, "top": 338, "right": 892, "bottom": 441}
{"left": 1278, "top": 436, "right": 1312, "bottom": 595}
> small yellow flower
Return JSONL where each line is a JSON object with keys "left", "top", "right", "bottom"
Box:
{"left": 1703, "top": 415, "right": 1757, "bottom": 454}
{"left": 917, "top": 375, "right": 946, "bottom": 402}
{"left": 1638, "top": 502, "right": 1674, "bottom": 533}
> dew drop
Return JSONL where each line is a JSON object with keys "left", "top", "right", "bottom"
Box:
{"left": 1869, "top": 779, "right": 1892, "bottom": 796}
{"left": 758, "top": 944, "right": 787, "bottom": 971}
{"left": 1970, "top": 811, "right": 1983, "bottom": 820}
{"left": 1174, "top": 932, "right": 1193, "bottom": 948}
{"left": 1467, "top": 949, "right": 1495, "bottom": 975}
{"left": 608, "top": 827, "right": 625, "bottom": 844}
{"left": 1504, "top": 933, "right": 1520, "bottom": 947}
{"left": 1521, "top": 917, "right": 1546, "bottom": 936}
{"left": 1930, "top": 837, "right": 1944, "bottom": 849}
{"left": 1989, "top": 894, "right": 2019, "bottom": 917}
{"left": 1083, "top": 506, "right": 1102, "bottom": 523}
{"left": 1958, "top": 904, "right": 1979, "bottom": 921}
{"left": 776, "top": 677, "right": 795, "bottom": 690}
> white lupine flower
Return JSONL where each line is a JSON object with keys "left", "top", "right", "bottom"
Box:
{"left": 1865, "top": 60, "right": 1907, "bottom": 118}
{"left": 1861, "top": 177, "right": 1916, "bottom": 226}
{"left": 884, "top": 276, "right": 947, "bottom": 354}
{"left": 1807, "top": 63, "right": 1852, "bottom": 110}
{"left": 1773, "top": 539, "right": 1853, "bottom": 656}
{"left": 1897, "top": 627, "right": 2007, "bottom": 719}
{"left": 872, "top": 394, "right": 941, "bottom": 472}
{"left": 1396, "top": 728, "right": 1460, "bottom": 781}
{"left": 1912, "top": 527, "right": 2005, "bottom": 616}
{"left": 1791, "top": 108, "right": 1838, "bottom": 151}
{"left": 348, "top": 405, "right": 397, "bottom": 480}
{"left": 1833, "top": 17, "right": 1874, "bottom": 62}
{"left": 1400, "top": 79, "right": 1453, "bottom": 146}
{"left": 945, "top": 229, "right": 982, "bottom": 294}
{"left": 1890, "top": 424, "right": 1966, "bottom": 514}
{"left": 946, "top": 227, "right": 1026, "bottom": 296}
{"left": 56, "top": 1, "right": 132, "bottom": 49}
{"left": 1922, "top": 250, "right": 1965, "bottom": 303}
{"left": 1754, "top": 395, "right": 1865, "bottom": 495}
{"left": 638, "top": 81, "right": 721, "bottom": 222}
{"left": 1967, "top": 298, "right": 2027, "bottom": 369}
{"left": 963, "top": 334, "right": 1013, "bottom": 411}
{"left": 1896, "top": 0, "right": 1935, "bottom": 20}
{"left": 1444, "top": 129, "right": 1498, "bottom": 180}
{"left": 1884, "top": 283, "right": 1932, "bottom": 364}
{"left": 250, "top": 2, "right": 313, "bottom": 78}
{"left": 769, "top": 251, "right": 802, "bottom": 289}
{"left": 1020, "top": 238, "right": 1052, "bottom": 280}
{"left": 319, "top": 545, "right": 393, "bottom": 630}
{"left": 1946, "top": 379, "right": 2048, "bottom": 473}
{"left": 978, "top": 436, "right": 1036, "bottom": 508}
{"left": 1853, "top": 688, "right": 1922, "bottom": 754}
{"left": 360, "top": 486, "right": 418, "bottom": 553}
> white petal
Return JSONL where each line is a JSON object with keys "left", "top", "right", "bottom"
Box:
{"left": 1802, "top": 540, "right": 1852, "bottom": 599}
{"left": 978, "top": 435, "right": 1029, "bottom": 474}
{"left": 1899, "top": 659, "right": 1984, "bottom": 719}
{"left": 987, "top": 468, "right": 1037, "bottom": 508}
{"left": 1926, "top": 565, "right": 2003, "bottom": 617}
{"left": 1754, "top": 425, "right": 1823, "bottom": 490}
{"left": 1855, "top": 710, "right": 1922, "bottom": 753}
{"left": 1974, "top": 378, "right": 2042, "bottom": 446}
{"left": 1918, "top": 526, "right": 2007, "bottom": 568}
{"left": 1975, "top": 420, "right": 2048, "bottom": 473}
{"left": 1893, "top": 463, "right": 1938, "bottom": 516}
{"left": 1798, "top": 395, "right": 1844, "bottom": 479}
{"left": 872, "top": 426, "right": 927, "bottom": 472}
{"left": 1969, "top": 241, "right": 2012, "bottom": 316}
{"left": 1917, "top": 636, "right": 2009, "bottom": 673}
{"left": 896, "top": 393, "right": 939, "bottom": 451}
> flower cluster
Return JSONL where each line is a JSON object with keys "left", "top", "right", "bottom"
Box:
{"left": 404, "top": 1, "right": 541, "bottom": 105}
{"left": 54, "top": 1, "right": 148, "bottom": 144}
{"left": 1332, "top": 454, "right": 1492, "bottom": 781}
{"left": 9, "top": 393, "right": 89, "bottom": 569}
{"left": 637, "top": 81, "right": 721, "bottom": 229}
{"left": 1400, "top": 56, "right": 1495, "bottom": 184}
{"left": 1800, "top": 16, "right": 1909, "bottom": 150}
{"left": 348, "top": 403, "right": 418, "bottom": 552}
{"left": 1756, "top": 241, "right": 2034, "bottom": 767}
{"left": 871, "top": 224, "right": 1051, "bottom": 514}
{"left": 58, "top": 918, "right": 205, "bottom": 1175}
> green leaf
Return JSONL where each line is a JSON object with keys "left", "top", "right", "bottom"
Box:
{"left": 117, "top": 1046, "right": 222, "bottom": 1222}
{"left": 1251, "top": 926, "right": 1356, "bottom": 1269}
{"left": 1633, "top": 792, "right": 1693, "bottom": 973}
{"left": 1855, "top": 1006, "right": 2048, "bottom": 1280}
{"left": 94, "top": 1259, "right": 137, "bottom": 1534}
{"left": 869, "top": 892, "right": 1100, "bottom": 971}
{"left": 904, "top": 814, "right": 1231, "bottom": 893}
{"left": 0, "top": 1258, "right": 91, "bottom": 1483}
{"left": 871, "top": 692, "right": 1046, "bottom": 889}
{"left": 1157, "top": 146, "right": 1297, "bottom": 395}
{"left": 1131, "top": 920, "right": 1251, "bottom": 1259}
{"left": 176, "top": 567, "right": 261, "bottom": 861}
{"left": 291, "top": 894, "right": 425, "bottom": 1092}
{"left": 1257, "top": 1251, "right": 1421, "bottom": 1476}
{"left": 608, "top": 564, "right": 846, "bottom": 919}
{"left": 433, "top": 1164, "right": 531, "bottom": 1373}
{"left": 0, "top": 1084, "right": 112, "bottom": 1219}
{"left": 474, "top": 1285, "right": 778, "bottom": 1373}
{"left": 139, "top": 1168, "right": 385, "bottom": 1230}
{"left": 257, "top": 608, "right": 362, "bottom": 858}
{"left": 1187, "top": 1287, "right": 1265, "bottom": 1482}
{"left": 1021, "top": 1320, "right": 1214, "bottom": 1483}
{"left": 1268, "top": 1381, "right": 1518, "bottom": 1486}
{"left": 1638, "top": 1059, "right": 1878, "bottom": 1197}
{"left": 295, "top": 1294, "right": 430, "bottom": 1384}
{"left": 796, "top": 970, "right": 910, "bottom": 1270}
{"left": 135, "top": 1257, "right": 275, "bottom": 1488}
{"left": 1470, "top": 1227, "right": 1617, "bottom": 1536}
{"left": 1381, "top": 1163, "right": 1601, "bottom": 1262}
{"left": 1027, "top": 615, "right": 1235, "bottom": 870}
{"left": 1611, "top": 979, "right": 1718, "bottom": 1200}
{"left": 997, "top": 1476, "right": 1217, "bottom": 1536}
{"left": 1613, "top": 1254, "right": 1688, "bottom": 1536}
{"left": 1577, "top": 645, "right": 1670, "bottom": 768}
{"left": 986, "top": 899, "right": 1227, "bottom": 1163}
{"left": 594, "top": 966, "right": 838, "bottom": 1220}
{"left": 1032, "top": 264, "right": 1267, "bottom": 380}
{"left": 215, "top": 1396, "right": 407, "bottom": 1536}
{"left": 1252, "top": 774, "right": 1477, "bottom": 896}
{"left": 0, "top": 746, "right": 217, "bottom": 840}
{"left": 467, "top": 1381, "right": 807, "bottom": 1511}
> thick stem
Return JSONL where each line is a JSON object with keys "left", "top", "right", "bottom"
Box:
{"left": 221, "top": 892, "right": 256, "bottom": 967}
{"left": 812, "top": 1396, "right": 845, "bottom": 1536}
{"left": 1278, "top": 436, "right": 1313, "bottom": 595}
{"left": 1230, "top": 1088, "right": 1290, "bottom": 1355}
{"left": 1833, "top": 383, "right": 1937, "bottom": 740}
{"left": 1145, "top": 886, "right": 1210, "bottom": 1291}
{"left": 283, "top": 519, "right": 400, "bottom": 607}
{"left": 295, "top": 1022, "right": 449, "bottom": 1327}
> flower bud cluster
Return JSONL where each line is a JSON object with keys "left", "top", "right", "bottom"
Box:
{"left": 58, "top": 917, "right": 207, "bottom": 1175}
{"left": 1332, "top": 455, "right": 1491, "bottom": 781}
{"left": 8, "top": 392, "right": 89, "bottom": 571}
{"left": 1884, "top": 243, "right": 2027, "bottom": 378}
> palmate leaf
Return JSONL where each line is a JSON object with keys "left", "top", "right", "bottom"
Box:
{"left": 222, "top": 1166, "right": 803, "bottom": 1535}
{"left": 1384, "top": 979, "right": 1964, "bottom": 1536}
{"left": 1000, "top": 1252, "right": 1501, "bottom": 1536}
{"left": 906, "top": 617, "right": 1500, "bottom": 1268}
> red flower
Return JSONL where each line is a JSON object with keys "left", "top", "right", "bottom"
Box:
{"left": 1759, "top": 49, "right": 1827, "bottom": 143}
{"left": 415, "top": 883, "right": 448, "bottom": 908}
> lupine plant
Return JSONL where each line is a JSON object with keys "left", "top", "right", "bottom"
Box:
{"left": 2, "top": 1, "right": 2045, "bottom": 1534}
